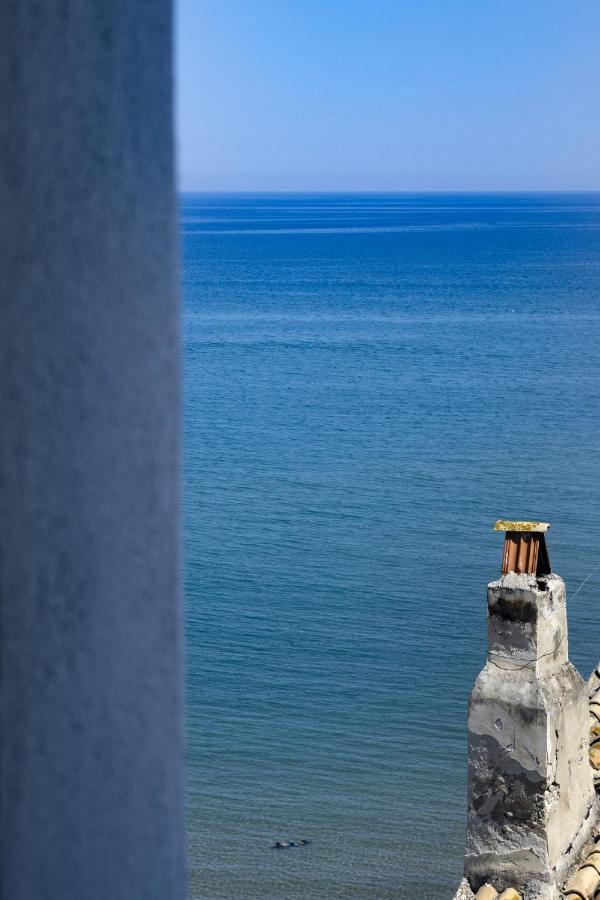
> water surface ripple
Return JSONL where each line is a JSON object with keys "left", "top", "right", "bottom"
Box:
{"left": 183, "top": 193, "right": 600, "bottom": 899}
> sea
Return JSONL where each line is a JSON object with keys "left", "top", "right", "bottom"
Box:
{"left": 182, "top": 193, "right": 600, "bottom": 899}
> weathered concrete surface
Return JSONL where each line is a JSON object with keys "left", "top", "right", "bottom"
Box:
{"left": 0, "top": 2, "right": 185, "bottom": 899}
{"left": 465, "top": 574, "right": 595, "bottom": 899}
{"left": 453, "top": 877, "right": 476, "bottom": 899}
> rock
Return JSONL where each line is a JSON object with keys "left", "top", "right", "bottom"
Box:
{"left": 272, "top": 838, "right": 311, "bottom": 849}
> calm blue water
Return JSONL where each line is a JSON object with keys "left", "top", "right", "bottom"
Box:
{"left": 182, "top": 193, "right": 600, "bottom": 899}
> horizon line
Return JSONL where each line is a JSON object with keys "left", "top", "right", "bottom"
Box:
{"left": 178, "top": 187, "right": 600, "bottom": 193}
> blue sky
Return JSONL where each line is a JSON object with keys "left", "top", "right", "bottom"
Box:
{"left": 176, "top": 1, "right": 600, "bottom": 191}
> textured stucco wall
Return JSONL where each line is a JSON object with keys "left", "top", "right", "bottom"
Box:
{"left": 465, "top": 574, "right": 595, "bottom": 900}
{"left": 0, "top": 3, "right": 185, "bottom": 898}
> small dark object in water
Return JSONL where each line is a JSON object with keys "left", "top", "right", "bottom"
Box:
{"left": 272, "top": 839, "right": 311, "bottom": 849}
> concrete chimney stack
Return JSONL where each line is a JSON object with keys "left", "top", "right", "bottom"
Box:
{"left": 464, "top": 522, "right": 596, "bottom": 899}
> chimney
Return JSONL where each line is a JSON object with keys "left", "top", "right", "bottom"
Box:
{"left": 496, "top": 520, "right": 551, "bottom": 577}
{"left": 464, "top": 521, "right": 596, "bottom": 898}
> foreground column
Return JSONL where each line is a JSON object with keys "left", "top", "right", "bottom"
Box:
{"left": 0, "top": 3, "right": 185, "bottom": 898}
{"left": 464, "top": 522, "right": 595, "bottom": 898}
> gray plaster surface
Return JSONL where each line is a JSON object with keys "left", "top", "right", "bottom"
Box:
{"left": 464, "top": 574, "right": 594, "bottom": 898}
{"left": 0, "top": 2, "right": 185, "bottom": 898}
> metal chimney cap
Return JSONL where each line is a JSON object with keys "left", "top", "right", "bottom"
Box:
{"left": 494, "top": 520, "right": 550, "bottom": 533}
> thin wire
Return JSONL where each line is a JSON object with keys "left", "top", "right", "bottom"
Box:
{"left": 488, "top": 633, "right": 565, "bottom": 672}
{"left": 570, "top": 559, "right": 600, "bottom": 601}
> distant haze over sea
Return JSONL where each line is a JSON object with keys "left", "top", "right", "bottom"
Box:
{"left": 183, "top": 193, "right": 600, "bottom": 899}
